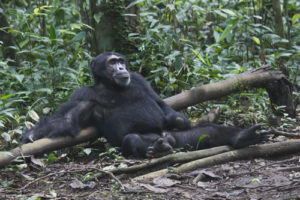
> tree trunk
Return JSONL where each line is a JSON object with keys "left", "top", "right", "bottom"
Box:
{"left": 272, "top": 0, "right": 285, "bottom": 38}
{"left": 78, "top": 0, "right": 136, "bottom": 55}
{"left": 0, "top": 2, "right": 16, "bottom": 63}
{"left": 125, "top": 0, "right": 139, "bottom": 28}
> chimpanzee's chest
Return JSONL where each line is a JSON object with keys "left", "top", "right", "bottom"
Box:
{"left": 105, "top": 96, "right": 165, "bottom": 130}
{"left": 98, "top": 93, "right": 166, "bottom": 146}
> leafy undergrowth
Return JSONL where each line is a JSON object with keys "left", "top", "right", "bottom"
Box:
{"left": 1, "top": 116, "right": 300, "bottom": 200}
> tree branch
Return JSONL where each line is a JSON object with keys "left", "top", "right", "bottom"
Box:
{"left": 165, "top": 65, "right": 286, "bottom": 110}
{"left": 0, "top": 128, "right": 98, "bottom": 167}
{"left": 134, "top": 139, "right": 300, "bottom": 180}
{"left": 109, "top": 146, "right": 232, "bottom": 175}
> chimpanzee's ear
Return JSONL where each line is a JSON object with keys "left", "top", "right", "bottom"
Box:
{"left": 90, "top": 59, "right": 96, "bottom": 72}
{"left": 90, "top": 58, "right": 100, "bottom": 83}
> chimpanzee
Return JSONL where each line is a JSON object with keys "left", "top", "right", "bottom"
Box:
{"left": 22, "top": 52, "right": 190, "bottom": 146}
{"left": 65, "top": 52, "right": 190, "bottom": 146}
{"left": 122, "top": 123, "right": 264, "bottom": 158}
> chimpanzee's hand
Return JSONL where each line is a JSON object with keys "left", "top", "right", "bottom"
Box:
{"left": 165, "top": 113, "right": 191, "bottom": 131}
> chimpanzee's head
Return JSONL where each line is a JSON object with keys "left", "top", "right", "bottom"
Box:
{"left": 90, "top": 52, "right": 131, "bottom": 87}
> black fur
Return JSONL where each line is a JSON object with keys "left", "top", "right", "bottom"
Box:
{"left": 22, "top": 52, "right": 190, "bottom": 146}
{"left": 69, "top": 53, "right": 190, "bottom": 146}
{"left": 122, "top": 123, "right": 264, "bottom": 158}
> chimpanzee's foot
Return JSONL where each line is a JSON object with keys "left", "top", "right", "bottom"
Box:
{"left": 146, "top": 138, "right": 174, "bottom": 158}
{"left": 232, "top": 123, "right": 266, "bottom": 148}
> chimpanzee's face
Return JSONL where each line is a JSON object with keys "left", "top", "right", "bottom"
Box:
{"left": 105, "top": 55, "right": 131, "bottom": 87}
{"left": 91, "top": 52, "right": 131, "bottom": 87}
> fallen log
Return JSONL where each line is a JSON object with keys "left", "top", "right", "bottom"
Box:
{"left": 134, "top": 139, "right": 300, "bottom": 180}
{"left": 165, "top": 65, "right": 290, "bottom": 112}
{"left": 0, "top": 128, "right": 98, "bottom": 167}
{"left": 109, "top": 146, "right": 232, "bottom": 175}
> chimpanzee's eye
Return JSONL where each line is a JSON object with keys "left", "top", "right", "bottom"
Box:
{"left": 110, "top": 59, "right": 117, "bottom": 65}
{"left": 119, "top": 59, "right": 125, "bottom": 64}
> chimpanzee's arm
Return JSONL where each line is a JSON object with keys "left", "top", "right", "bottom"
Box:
{"left": 70, "top": 86, "right": 113, "bottom": 107}
{"left": 70, "top": 86, "right": 97, "bottom": 101}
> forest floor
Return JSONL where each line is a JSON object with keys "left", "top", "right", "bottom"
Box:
{"left": 1, "top": 152, "right": 300, "bottom": 200}
{"left": 1, "top": 111, "right": 300, "bottom": 199}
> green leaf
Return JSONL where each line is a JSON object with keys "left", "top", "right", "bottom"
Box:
{"left": 34, "top": 8, "right": 39, "bottom": 15}
{"left": 19, "top": 39, "right": 29, "bottom": 48}
{"left": 214, "top": 10, "right": 227, "bottom": 18}
{"left": 47, "top": 55, "right": 55, "bottom": 67}
{"left": 217, "top": 19, "right": 238, "bottom": 43}
{"left": 221, "top": 9, "right": 236, "bottom": 16}
{"left": 14, "top": 74, "right": 24, "bottom": 83}
{"left": 275, "top": 52, "right": 292, "bottom": 58}
{"left": 213, "top": 30, "right": 220, "bottom": 42}
{"left": 93, "top": 12, "right": 103, "bottom": 24}
{"left": 36, "top": 88, "right": 53, "bottom": 94}
{"left": 252, "top": 36, "right": 260, "bottom": 45}
{"left": 33, "top": 7, "right": 47, "bottom": 16}
{"left": 40, "top": 5, "right": 53, "bottom": 10}
{"left": 192, "top": 50, "right": 206, "bottom": 65}
{"left": 48, "top": 25, "right": 56, "bottom": 40}
{"left": 205, "top": 52, "right": 211, "bottom": 66}
{"left": 28, "top": 110, "right": 40, "bottom": 122}
{"left": 1, "top": 132, "right": 11, "bottom": 142}
{"left": 196, "top": 134, "right": 208, "bottom": 150}
{"left": 59, "top": 29, "right": 76, "bottom": 35}
{"left": 292, "top": 14, "right": 300, "bottom": 25}
{"left": 126, "top": 0, "right": 145, "bottom": 9}
{"left": 175, "top": 56, "right": 183, "bottom": 71}
{"left": 47, "top": 153, "right": 59, "bottom": 164}
{"left": 83, "top": 148, "right": 92, "bottom": 155}
{"left": 72, "top": 32, "right": 85, "bottom": 42}
{"left": 0, "top": 94, "right": 14, "bottom": 100}
{"left": 249, "top": 178, "right": 260, "bottom": 183}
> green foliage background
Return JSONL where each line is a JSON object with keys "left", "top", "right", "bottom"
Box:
{"left": 0, "top": 0, "right": 299, "bottom": 147}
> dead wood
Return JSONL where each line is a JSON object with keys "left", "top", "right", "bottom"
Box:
{"left": 165, "top": 65, "right": 289, "bottom": 111}
{"left": 0, "top": 128, "right": 98, "bottom": 167}
{"left": 266, "top": 78, "right": 295, "bottom": 117}
{"left": 109, "top": 146, "right": 232, "bottom": 175}
{"left": 134, "top": 139, "right": 300, "bottom": 180}
{"left": 271, "top": 128, "right": 300, "bottom": 138}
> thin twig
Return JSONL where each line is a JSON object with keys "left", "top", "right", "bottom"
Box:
{"left": 271, "top": 128, "right": 299, "bottom": 138}
{"left": 20, "top": 170, "right": 70, "bottom": 190}
{"left": 19, "top": 167, "right": 124, "bottom": 191}
{"left": 85, "top": 167, "right": 125, "bottom": 190}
